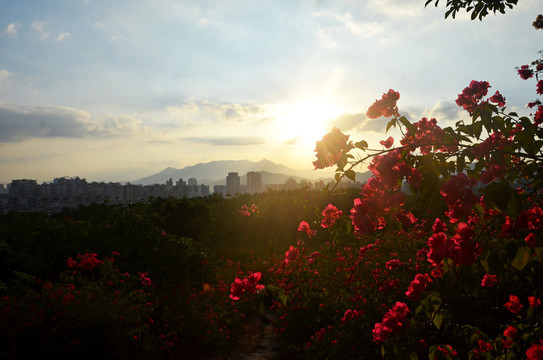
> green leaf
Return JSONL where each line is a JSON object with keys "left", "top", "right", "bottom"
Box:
{"left": 355, "top": 140, "right": 368, "bottom": 150}
{"left": 433, "top": 312, "right": 443, "bottom": 329}
{"left": 335, "top": 173, "right": 341, "bottom": 183}
{"left": 345, "top": 169, "right": 356, "bottom": 182}
{"left": 386, "top": 118, "right": 397, "bottom": 133}
{"left": 409, "top": 352, "right": 418, "bottom": 360}
{"left": 511, "top": 246, "right": 531, "bottom": 270}
{"left": 483, "top": 181, "right": 522, "bottom": 217}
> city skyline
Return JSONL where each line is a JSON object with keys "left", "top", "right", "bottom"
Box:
{"left": 0, "top": 1, "right": 541, "bottom": 184}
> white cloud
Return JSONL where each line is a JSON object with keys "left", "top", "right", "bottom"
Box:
{"left": 4, "top": 22, "right": 20, "bottom": 37}
{"left": 32, "top": 21, "right": 51, "bottom": 39}
{"left": 0, "top": 69, "right": 12, "bottom": 81}
{"left": 93, "top": 22, "right": 105, "bottom": 29}
{"left": 313, "top": 11, "right": 383, "bottom": 37}
{"left": 56, "top": 32, "right": 71, "bottom": 42}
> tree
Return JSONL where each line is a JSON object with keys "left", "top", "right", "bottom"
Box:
{"left": 424, "top": 0, "right": 519, "bottom": 20}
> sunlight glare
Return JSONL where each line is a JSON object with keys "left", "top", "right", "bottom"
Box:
{"left": 276, "top": 101, "right": 341, "bottom": 146}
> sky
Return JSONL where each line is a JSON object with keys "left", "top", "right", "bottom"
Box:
{"left": 0, "top": 0, "right": 541, "bottom": 184}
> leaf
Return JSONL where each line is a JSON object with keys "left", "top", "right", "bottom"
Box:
{"left": 511, "top": 246, "right": 531, "bottom": 270}
{"left": 355, "top": 140, "right": 368, "bottom": 150}
{"left": 386, "top": 118, "right": 397, "bottom": 133}
{"left": 335, "top": 173, "right": 341, "bottom": 183}
{"left": 344, "top": 169, "right": 356, "bottom": 182}
{"left": 409, "top": 352, "right": 418, "bottom": 360}
{"left": 483, "top": 181, "right": 522, "bottom": 217}
{"left": 433, "top": 312, "right": 443, "bottom": 329}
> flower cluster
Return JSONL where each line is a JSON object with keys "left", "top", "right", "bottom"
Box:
{"left": 229, "top": 272, "right": 265, "bottom": 301}
{"left": 66, "top": 253, "right": 103, "bottom": 271}
{"left": 239, "top": 203, "right": 258, "bottom": 216}
{"left": 321, "top": 204, "right": 343, "bottom": 228}
{"left": 366, "top": 89, "right": 400, "bottom": 119}
{"left": 372, "top": 302, "right": 410, "bottom": 343}
{"left": 405, "top": 273, "right": 432, "bottom": 301}
{"left": 313, "top": 127, "right": 353, "bottom": 169}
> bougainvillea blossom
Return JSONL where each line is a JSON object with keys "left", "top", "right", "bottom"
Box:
{"left": 366, "top": 89, "right": 400, "bottom": 119}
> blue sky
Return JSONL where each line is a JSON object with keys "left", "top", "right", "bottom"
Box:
{"left": 0, "top": 0, "right": 541, "bottom": 183}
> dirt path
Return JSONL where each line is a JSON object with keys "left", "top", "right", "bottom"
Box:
{"left": 226, "top": 312, "right": 293, "bottom": 360}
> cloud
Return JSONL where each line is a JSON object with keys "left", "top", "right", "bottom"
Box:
{"left": 365, "top": 0, "right": 425, "bottom": 18}
{"left": 313, "top": 11, "right": 383, "bottom": 37}
{"left": 32, "top": 21, "right": 51, "bottom": 39}
{"left": 167, "top": 100, "right": 265, "bottom": 125}
{"left": 0, "top": 69, "right": 12, "bottom": 81}
{"left": 31, "top": 21, "right": 71, "bottom": 41}
{"left": 56, "top": 32, "right": 71, "bottom": 42}
{"left": 180, "top": 136, "right": 266, "bottom": 146}
{"left": 0, "top": 105, "right": 90, "bottom": 141}
{"left": 328, "top": 113, "right": 366, "bottom": 132}
{"left": 421, "top": 100, "right": 465, "bottom": 126}
{"left": 4, "top": 22, "right": 20, "bottom": 37}
{"left": 0, "top": 105, "right": 148, "bottom": 142}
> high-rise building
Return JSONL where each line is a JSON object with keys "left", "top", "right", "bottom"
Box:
{"left": 226, "top": 172, "right": 240, "bottom": 196}
{"left": 247, "top": 171, "right": 262, "bottom": 194}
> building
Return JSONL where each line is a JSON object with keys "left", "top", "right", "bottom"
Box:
{"left": 247, "top": 171, "right": 262, "bottom": 194}
{"left": 226, "top": 172, "right": 240, "bottom": 196}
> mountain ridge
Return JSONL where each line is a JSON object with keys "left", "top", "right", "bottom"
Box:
{"left": 132, "top": 159, "right": 348, "bottom": 186}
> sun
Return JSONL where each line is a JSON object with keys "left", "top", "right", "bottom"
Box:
{"left": 275, "top": 100, "right": 342, "bottom": 146}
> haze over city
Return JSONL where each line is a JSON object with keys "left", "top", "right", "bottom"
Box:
{"left": 0, "top": 0, "right": 541, "bottom": 184}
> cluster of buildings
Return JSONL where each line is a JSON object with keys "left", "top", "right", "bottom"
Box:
{"left": 0, "top": 170, "right": 341, "bottom": 214}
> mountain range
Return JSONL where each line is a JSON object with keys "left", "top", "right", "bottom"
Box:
{"left": 131, "top": 159, "right": 371, "bottom": 187}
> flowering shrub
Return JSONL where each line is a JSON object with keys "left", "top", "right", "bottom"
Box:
{"left": 230, "top": 48, "right": 543, "bottom": 359}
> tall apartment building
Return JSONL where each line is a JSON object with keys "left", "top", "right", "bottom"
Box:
{"left": 247, "top": 171, "right": 262, "bottom": 194}
{"left": 226, "top": 172, "right": 240, "bottom": 196}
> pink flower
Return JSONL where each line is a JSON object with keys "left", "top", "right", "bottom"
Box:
{"left": 481, "top": 274, "right": 497, "bottom": 287}
{"left": 313, "top": 127, "right": 352, "bottom": 169}
{"left": 504, "top": 295, "right": 523, "bottom": 314}
{"left": 405, "top": 273, "right": 432, "bottom": 301}
{"left": 321, "top": 204, "right": 343, "bottom": 228}
{"left": 366, "top": 89, "right": 400, "bottom": 119}
{"left": 537, "top": 80, "right": 543, "bottom": 95}
{"left": 525, "top": 233, "right": 537, "bottom": 248}
{"left": 526, "top": 340, "right": 543, "bottom": 360}
{"left": 518, "top": 65, "right": 534, "bottom": 80}
{"left": 297, "top": 221, "right": 315, "bottom": 238}
{"left": 529, "top": 296, "right": 541, "bottom": 308}
{"left": 490, "top": 90, "right": 506, "bottom": 107}
{"left": 503, "top": 325, "right": 518, "bottom": 339}
{"left": 379, "top": 136, "right": 394, "bottom": 148}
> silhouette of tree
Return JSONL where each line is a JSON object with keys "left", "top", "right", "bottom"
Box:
{"left": 424, "top": 0, "right": 518, "bottom": 20}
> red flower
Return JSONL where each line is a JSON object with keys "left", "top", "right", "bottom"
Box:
{"left": 321, "top": 204, "right": 343, "bottom": 228}
{"left": 503, "top": 325, "right": 518, "bottom": 339}
{"left": 526, "top": 340, "right": 543, "bottom": 360}
{"left": 525, "top": 233, "right": 537, "bottom": 248}
{"left": 473, "top": 339, "right": 493, "bottom": 355}
{"left": 529, "top": 296, "right": 541, "bottom": 308}
{"left": 406, "top": 273, "right": 432, "bottom": 300}
{"left": 366, "top": 89, "right": 400, "bottom": 119}
{"left": 379, "top": 136, "right": 394, "bottom": 148}
{"left": 313, "top": 127, "right": 352, "bottom": 169}
{"left": 535, "top": 106, "right": 543, "bottom": 126}
{"left": 518, "top": 65, "right": 534, "bottom": 80}
{"left": 537, "top": 80, "right": 543, "bottom": 95}
{"left": 297, "top": 221, "right": 316, "bottom": 238}
{"left": 372, "top": 302, "right": 410, "bottom": 343}
{"left": 481, "top": 274, "right": 497, "bottom": 287}
{"left": 489, "top": 90, "right": 506, "bottom": 107}
{"left": 504, "top": 295, "right": 523, "bottom": 314}
{"left": 456, "top": 80, "right": 490, "bottom": 113}
{"left": 229, "top": 272, "right": 264, "bottom": 301}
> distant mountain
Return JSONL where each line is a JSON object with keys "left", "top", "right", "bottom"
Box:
{"left": 132, "top": 159, "right": 329, "bottom": 185}
{"left": 132, "top": 159, "right": 371, "bottom": 187}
